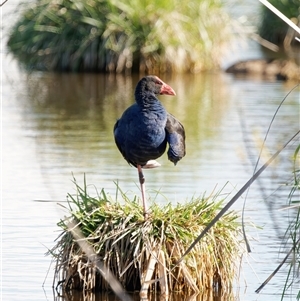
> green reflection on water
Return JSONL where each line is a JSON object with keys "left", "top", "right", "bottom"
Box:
{"left": 23, "top": 72, "right": 232, "bottom": 158}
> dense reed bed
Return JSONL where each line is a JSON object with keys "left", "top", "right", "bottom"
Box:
{"left": 7, "top": 0, "right": 237, "bottom": 72}
{"left": 49, "top": 178, "right": 243, "bottom": 296}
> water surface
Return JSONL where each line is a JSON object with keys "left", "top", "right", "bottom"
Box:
{"left": 2, "top": 2, "right": 300, "bottom": 301}
{"left": 3, "top": 56, "right": 299, "bottom": 301}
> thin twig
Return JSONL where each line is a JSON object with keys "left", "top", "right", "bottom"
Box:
{"left": 259, "top": 0, "right": 300, "bottom": 35}
{"left": 255, "top": 237, "right": 300, "bottom": 293}
{"left": 177, "top": 130, "right": 300, "bottom": 263}
{"left": 251, "top": 33, "right": 279, "bottom": 52}
{"left": 0, "top": 0, "right": 9, "bottom": 7}
{"left": 241, "top": 84, "right": 300, "bottom": 253}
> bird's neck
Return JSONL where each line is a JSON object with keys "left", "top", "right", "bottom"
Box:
{"left": 135, "top": 92, "right": 162, "bottom": 109}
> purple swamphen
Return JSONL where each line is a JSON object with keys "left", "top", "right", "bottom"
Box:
{"left": 114, "top": 76, "right": 186, "bottom": 218}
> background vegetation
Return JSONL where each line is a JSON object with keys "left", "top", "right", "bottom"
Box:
{"left": 259, "top": 0, "right": 300, "bottom": 45}
{"left": 7, "top": 0, "right": 237, "bottom": 73}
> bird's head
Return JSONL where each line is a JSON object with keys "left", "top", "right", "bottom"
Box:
{"left": 135, "top": 76, "right": 176, "bottom": 102}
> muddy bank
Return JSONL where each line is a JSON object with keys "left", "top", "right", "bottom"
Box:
{"left": 226, "top": 59, "right": 299, "bottom": 81}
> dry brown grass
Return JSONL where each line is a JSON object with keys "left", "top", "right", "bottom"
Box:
{"left": 49, "top": 178, "right": 244, "bottom": 297}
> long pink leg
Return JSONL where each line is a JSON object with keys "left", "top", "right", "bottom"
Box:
{"left": 137, "top": 164, "right": 148, "bottom": 219}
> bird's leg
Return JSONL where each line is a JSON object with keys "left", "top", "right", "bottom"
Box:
{"left": 137, "top": 164, "right": 148, "bottom": 219}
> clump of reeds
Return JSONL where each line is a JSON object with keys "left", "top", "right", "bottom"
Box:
{"left": 282, "top": 147, "right": 300, "bottom": 299}
{"left": 49, "top": 177, "right": 243, "bottom": 296}
{"left": 7, "top": 0, "right": 237, "bottom": 73}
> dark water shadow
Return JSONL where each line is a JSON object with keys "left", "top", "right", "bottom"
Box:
{"left": 53, "top": 288, "right": 237, "bottom": 301}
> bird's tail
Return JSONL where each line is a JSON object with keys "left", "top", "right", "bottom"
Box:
{"left": 142, "top": 160, "right": 161, "bottom": 169}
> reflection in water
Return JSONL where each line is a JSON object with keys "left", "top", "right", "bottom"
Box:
{"left": 3, "top": 66, "right": 300, "bottom": 301}
{"left": 54, "top": 289, "right": 235, "bottom": 301}
{"left": 24, "top": 72, "right": 231, "bottom": 149}
{"left": 21, "top": 72, "right": 236, "bottom": 204}
{"left": 20, "top": 71, "right": 299, "bottom": 202}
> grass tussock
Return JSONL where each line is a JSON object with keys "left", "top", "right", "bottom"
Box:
{"left": 49, "top": 177, "right": 243, "bottom": 295}
{"left": 7, "top": 0, "right": 237, "bottom": 73}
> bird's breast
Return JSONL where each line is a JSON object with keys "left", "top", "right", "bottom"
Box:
{"left": 114, "top": 104, "right": 169, "bottom": 166}
{"left": 138, "top": 112, "right": 166, "bottom": 144}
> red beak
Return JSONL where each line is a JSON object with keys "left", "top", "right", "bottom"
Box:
{"left": 159, "top": 82, "right": 176, "bottom": 96}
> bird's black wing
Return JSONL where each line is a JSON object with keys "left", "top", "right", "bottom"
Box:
{"left": 165, "top": 113, "right": 186, "bottom": 165}
{"left": 113, "top": 106, "right": 142, "bottom": 167}
{"left": 113, "top": 119, "right": 126, "bottom": 160}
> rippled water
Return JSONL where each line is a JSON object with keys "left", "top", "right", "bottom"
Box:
{"left": 3, "top": 54, "right": 299, "bottom": 301}
{"left": 2, "top": 2, "right": 300, "bottom": 301}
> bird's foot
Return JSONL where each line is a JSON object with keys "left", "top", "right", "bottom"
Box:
{"left": 142, "top": 160, "right": 161, "bottom": 169}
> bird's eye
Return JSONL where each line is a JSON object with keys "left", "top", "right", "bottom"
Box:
{"left": 152, "top": 76, "right": 163, "bottom": 85}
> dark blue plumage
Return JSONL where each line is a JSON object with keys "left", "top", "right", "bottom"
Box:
{"left": 113, "top": 75, "right": 185, "bottom": 218}
{"left": 114, "top": 75, "right": 185, "bottom": 167}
